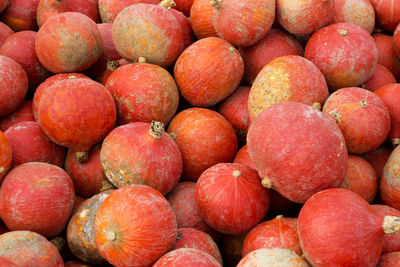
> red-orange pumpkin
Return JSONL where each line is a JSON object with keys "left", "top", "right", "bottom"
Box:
{"left": 362, "top": 144, "right": 392, "bottom": 181}
{"left": 380, "top": 144, "right": 400, "bottom": 209}
{"left": 153, "top": 248, "right": 222, "bottom": 267}
{"left": 0, "top": 130, "right": 11, "bottom": 182}
{"left": 98, "top": 0, "right": 159, "bottom": 23}
{"left": 332, "top": 0, "right": 375, "bottom": 33}
{"left": 0, "top": 0, "right": 39, "bottom": 31}
{"left": 173, "top": 0, "right": 193, "bottom": 16}
{"left": 237, "top": 248, "right": 309, "bottom": 267}
{"left": 0, "top": 22, "right": 13, "bottom": 47}
{"left": 369, "top": 0, "right": 400, "bottom": 31}
{"left": 0, "top": 100, "right": 34, "bottom": 132}
{"left": 362, "top": 64, "right": 396, "bottom": 92}
{"left": 373, "top": 33, "right": 400, "bottom": 80}
{"left": 372, "top": 204, "right": 400, "bottom": 254}
{"left": 190, "top": 0, "right": 218, "bottom": 39}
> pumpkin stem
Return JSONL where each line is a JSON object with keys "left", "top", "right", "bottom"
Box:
{"left": 100, "top": 180, "right": 115, "bottom": 191}
{"left": 383, "top": 216, "right": 400, "bottom": 235}
{"left": 159, "top": 0, "right": 175, "bottom": 9}
{"left": 210, "top": 0, "right": 222, "bottom": 8}
{"left": 261, "top": 177, "right": 272, "bottom": 188}
{"left": 138, "top": 57, "right": 147, "bottom": 63}
{"left": 312, "top": 102, "right": 321, "bottom": 110}
{"left": 107, "top": 231, "right": 117, "bottom": 241}
{"left": 107, "top": 60, "right": 120, "bottom": 71}
{"left": 75, "top": 151, "right": 89, "bottom": 163}
{"left": 330, "top": 111, "right": 341, "bottom": 124}
{"left": 392, "top": 138, "right": 400, "bottom": 147}
{"left": 50, "top": 237, "right": 65, "bottom": 251}
{"left": 149, "top": 121, "right": 164, "bottom": 139}
{"left": 232, "top": 170, "right": 241, "bottom": 178}
{"left": 276, "top": 215, "right": 283, "bottom": 219}
{"left": 360, "top": 100, "right": 368, "bottom": 108}
{"left": 339, "top": 29, "right": 348, "bottom": 37}
{"left": 68, "top": 75, "right": 78, "bottom": 79}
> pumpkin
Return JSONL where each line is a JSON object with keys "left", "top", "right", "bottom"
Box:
{"left": 0, "top": 100, "right": 34, "bottom": 132}
{"left": 0, "top": 130, "right": 11, "bottom": 182}
{"left": 362, "top": 144, "right": 392, "bottom": 181}
{"left": 0, "top": 22, "right": 13, "bottom": 47}
{"left": 153, "top": 248, "right": 222, "bottom": 266}
{"left": 379, "top": 252, "right": 400, "bottom": 266}
{"left": 372, "top": 204, "right": 400, "bottom": 254}
{"left": 190, "top": 0, "right": 218, "bottom": 39}
{"left": 0, "top": 0, "right": 39, "bottom": 31}
{"left": 98, "top": 0, "right": 159, "bottom": 23}
{"left": 362, "top": 64, "right": 396, "bottom": 92}
{"left": 373, "top": 33, "right": 400, "bottom": 80}
{"left": 237, "top": 248, "right": 310, "bottom": 267}
{"left": 369, "top": 0, "right": 400, "bottom": 31}
{"left": 332, "top": 0, "right": 375, "bottom": 33}
{"left": 380, "top": 144, "right": 400, "bottom": 209}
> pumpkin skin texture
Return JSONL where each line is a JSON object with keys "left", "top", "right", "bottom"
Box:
{"left": 298, "top": 188, "right": 398, "bottom": 267}
{"left": 322, "top": 87, "right": 391, "bottom": 154}
{"left": 242, "top": 216, "right": 301, "bottom": 257}
{"left": 380, "top": 145, "right": 400, "bottom": 209}
{"left": 174, "top": 37, "right": 244, "bottom": 107}
{"left": 173, "top": 0, "right": 193, "bottom": 16}
{"left": 237, "top": 248, "right": 310, "bottom": 267}
{"left": 100, "top": 121, "right": 182, "bottom": 194}
{"left": 247, "top": 102, "right": 348, "bottom": 203}
{"left": 340, "top": 155, "right": 377, "bottom": 203}
{"left": 369, "top": 0, "right": 400, "bottom": 31}
{"left": 35, "top": 12, "right": 103, "bottom": 73}
{"left": 362, "top": 64, "right": 396, "bottom": 92}
{"left": 362, "top": 144, "right": 392, "bottom": 181}
{"left": 174, "top": 228, "right": 223, "bottom": 264}
{"left": 375, "top": 84, "right": 400, "bottom": 144}
{"left": 190, "top": 0, "right": 218, "bottom": 39}
{"left": 105, "top": 62, "right": 179, "bottom": 125}
{"left": 0, "top": 55, "right": 28, "bottom": 117}
{"left": 210, "top": 0, "right": 275, "bottom": 47}
{"left": 72, "top": 195, "right": 85, "bottom": 214}
{"left": 167, "top": 108, "right": 238, "bottom": 181}
{"left": 112, "top": 4, "right": 183, "bottom": 68}
{"left": 94, "top": 185, "right": 178, "bottom": 267}
{"left": 373, "top": 33, "right": 400, "bottom": 80}
{"left": 67, "top": 190, "right": 114, "bottom": 264}
{"left": 305, "top": 22, "right": 378, "bottom": 90}
{"left": 379, "top": 252, "right": 400, "bottom": 266}
{"left": 166, "top": 182, "right": 221, "bottom": 240}
{"left": 0, "top": 0, "right": 39, "bottom": 31}
{"left": 0, "top": 231, "right": 63, "bottom": 267}
{"left": 0, "top": 22, "right": 13, "bottom": 47}
{"left": 169, "top": 8, "right": 195, "bottom": 50}
{"left": 372, "top": 205, "right": 400, "bottom": 254}
{"left": 4, "top": 121, "right": 65, "bottom": 167}
{"left": 36, "top": 0, "right": 100, "bottom": 27}
{"left": 0, "top": 100, "right": 34, "bottom": 132}
{"left": 0, "top": 162, "right": 75, "bottom": 238}
{"left": 0, "top": 130, "right": 11, "bottom": 183}
{"left": 64, "top": 147, "right": 112, "bottom": 198}
{"left": 0, "top": 31, "right": 51, "bottom": 92}
{"left": 239, "top": 29, "right": 304, "bottom": 84}
{"left": 276, "top": 0, "right": 332, "bottom": 37}
{"left": 233, "top": 145, "right": 254, "bottom": 168}
{"left": 0, "top": 257, "right": 16, "bottom": 266}
{"left": 153, "top": 248, "right": 222, "bottom": 267}
{"left": 195, "top": 163, "right": 270, "bottom": 235}
{"left": 248, "top": 55, "right": 329, "bottom": 121}
{"left": 34, "top": 77, "right": 116, "bottom": 154}
{"left": 98, "top": 0, "right": 159, "bottom": 23}
{"left": 394, "top": 24, "right": 400, "bottom": 58}
{"left": 332, "top": 0, "right": 375, "bottom": 34}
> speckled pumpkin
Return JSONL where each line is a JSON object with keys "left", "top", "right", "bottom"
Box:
{"left": 369, "top": 0, "right": 400, "bottom": 31}
{"left": 380, "top": 145, "right": 400, "bottom": 209}
{"left": 379, "top": 252, "right": 400, "bottom": 267}
{"left": 372, "top": 204, "right": 400, "bottom": 254}
{"left": 153, "top": 248, "right": 222, "bottom": 267}
{"left": 305, "top": 23, "right": 378, "bottom": 90}
{"left": 190, "top": 0, "right": 218, "bottom": 39}
{"left": 362, "top": 64, "right": 396, "bottom": 92}
{"left": 249, "top": 55, "right": 329, "bottom": 121}
{"left": 98, "top": 0, "right": 159, "bottom": 23}
{"left": 94, "top": 185, "right": 177, "bottom": 267}
{"left": 0, "top": 0, "right": 39, "bottom": 31}
{"left": 35, "top": 12, "right": 103, "bottom": 73}
{"left": 373, "top": 33, "right": 400, "bottom": 80}
{"left": 0, "top": 130, "right": 11, "bottom": 182}
{"left": 173, "top": 0, "right": 193, "bottom": 16}
{"left": 332, "top": 0, "right": 375, "bottom": 33}
{"left": 237, "top": 248, "right": 310, "bottom": 267}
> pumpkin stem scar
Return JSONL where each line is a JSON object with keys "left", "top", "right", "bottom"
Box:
{"left": 210, "top": 0, "right": 222, "bottom": 9}
{"left": 149, "top": 121, "right": 164, "bottom": 139}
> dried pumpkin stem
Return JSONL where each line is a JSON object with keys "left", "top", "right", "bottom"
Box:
{"left": 261, "top": 177, "right": 272, "bottom": 189}
{"left": 75, "top": 151, "right": 89, "bottom": 163}
{"left": 159, "top": 0, "right": 176, "bottom": 9}
{"left": 138, "top": 57, "right": 147, "bottom": 63}
{"left": 107, "top": 60, "right": 120, "bottom": 71}
{"left": 210, "top": 0, "right": 222, "bottom": 8}
{"left": 100, "top": 180, "right": 115, "bottom": 192}
{"left": 232, "top": 170, "right": 241, "bottom": 178}
{"left": 360, "top": 100, "right": 368, "bottom": 108}
{"left": 383, "top": 216, "right": 400, "bottom": 235}
{"left": 392, "top": 138, "right": 400, "bottom": 147}
{"left": 149, "top": 121, "right": 164, "bottom": 139}
{"left": 312, "top": 102, "right": 321, "bottom": 110}
{"left": 107, "top": 231, "right": 117, "bottom": 241}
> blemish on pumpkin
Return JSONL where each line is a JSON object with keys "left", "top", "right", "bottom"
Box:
{"left": 330, "top": 110, "right": 341, "bottom": 124}
{"left": 360, "top": 100, "right": 368, "bottom": 107}
{"left": 339, "top": 29, "right": 348, "bottom": 37}
{"left": 79, "top": 209, "right": 90, "bottom": 219}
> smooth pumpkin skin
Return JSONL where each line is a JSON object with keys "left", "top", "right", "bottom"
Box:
{"left": 369, "top": 0, "right": 400, "bottom": 31}
{"left": 362, "top": 144, "right": 393, "bottom": 181}
{"left": 0, "top": 22, "right": 13, "bottom": 47}
{"left": 362, "top": 64, "right": 396, "bottom": 92}
{"left": 379, "top": 252, "right": 400, "bottom": 267}
{"left": 0, "top": 257, "right": 16, "bottom": 266}
{"left": 98, "top": 0, "right": 159, "bottom": 23}
{"left": 190, "top": 0, "right": 218, "bottom": 39}
{"left": 332, "top": 0, "right": 375, "bottom": 34}
{"left": 36, "top": 12, "right": 103, "bottom": 73}
{"left": 0, "top": 231, "right": 63, "bottom": 267}
{"left": 0, "top": 130, "right": 11, "bottom": 183}
{"left": 167, "top": 108, "right": 238, "bottom": 181}
{"left": 373, "top": 33, "right": 400, "bottom": 80}
{"left": 173, "top": 0, "right": 193, "bottom": 16}
{"left": 0, "top": 0, "right": 39, "bottom": 31}
{"left": 94, "top": 185, "right": 178, "bottom": 267}
{"left": 372, "top": 205, "right": 400, "bottom": 254}
{"left": 153, "top": 248, "right": 222, "bottom": 267}
{"left": 174, "top": 37, "right": 243, "bottom": 107}
{"left": 0, "top": 100, "right": 34, "bottom": 132}
{"left": 36, "top": 0, "right": 100, "bottom": 27}
{"left": 237, "top": 248, "right": 310, "bottom": 267}
{"left": 34, "top": 77, "right": 116, "bottom": 152}
{"left": 394, "top": 24, "right": 400, "bottom": 58}
{"left": 380, "top": 145, "right": 400, "bottom": 209}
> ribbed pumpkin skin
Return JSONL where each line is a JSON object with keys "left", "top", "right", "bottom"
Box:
{"left": 373, "top": 33, "right": 400, "bottom": 80}
{"left": 0, "top": 100, "right": 34, "bottom": 132}
{"left": 0, "top": 162, "right": 75, "bottom": 238}
{"left": 4, "top": 121, "right": 65, "bottom": 167}
{"left": 322, "top": 87, "right": 391, "bottom": 154}
{"left": 36, "top": 0, "right": 100, "bottom": 27}
{"left": 239, "top": 29, "right": 304, "bottom": 84}
{"left": 0, "top": 130, "right": 11, "bottom": 182}
{"left": 35, "top": 12, "right": 103, "bottom": 73}
{"left": 190, "top": 0, "right": 217, "bottom": 39}
{"left": 98, "top": 0, "right": 159, "bottom": 23}
{"left": 372, "top": 205, "right": 400, "bottom": 254}
{"left": 34, "top": 78, "right": 116, "bottom": 152}
{"left": 0, "top": 0, "right": 39, "bottom": 31}
{"left": 174, "top": 37, "right": 243, "bottom": 107}
{"left": 195, "top": 163, "right": 270, "bottom": 235}
{"left": 153, "top": 248, "right": 222, "bottom": 267}
{"left": 0, "top": 22, "right": 13, "bottom": 47}
{"left": 94, "top": 185, "right": 178, "bottom": 267}
{"left": 247, "top": 102, "right": 348, "bottom": 203}
{"left": 167, "top": 108, "right": 238, "bottom": 181}
{"left": 175, "top": 228, "right": 222, "bottom": 264}
{"left": 249, "top": 55, "right": 329, "bottom": 121}
{"left": 0, "top": 55, "right": 28, "bottom": 117}
{"left": 340, "top": 155, "right": 377, "bottom": 203}
{"left": 362, "top": 65, "right": 396, "bottom": 92}
{"left": 242, "top": 217, "right": 301, "bottom": 257}
{"left": 362, "top": 145, "right": 392, "bottom": 181}
{"left": 374, "top": 84, "right": 400, "bottom": 142}
{"left": 380, "top": 145, "right": 400, "bottom": 209}
{"left": 105, "top": 63, "right": 179, "bottom": 125}
{"left": 67, "top": 190, "right": 114, "bottom": 264}
{"left": 369, "top": 0, "right": 400, "bottom": 31}
{"left": 237, "top": 248, "right": 310, "bottom": 267}
{"left": 112, "top": 4, "right": 183, "bottom": 68}
{"left": 0, "top": 31, "right": 50, "bottom": 91}
{"left": 276, "top": 0, "right": 332, "bottom": 36}
{"left": 211, "top": 0, "right": 275, "bottom": 47}
{"left": 173, "top": 0, "right": 193, "bottom": 16}
{"left": 64, "top": 147, "right": 111, "bottom": 198}
{"left": 379, "top": 252, "right": 400, "bottom": 267}
{"left": 332, "top": 0, "right": 375, "bottom": 33}
{"left": 100, "top": 122, "right": 182, "bottom": 194}
{"left": 298, "top": 188, "right": 384, "bottom": 267}
{"left": 0, "top": 231, "right": 63, "bottom": 267}
{"left": 305, "top": 23, "right": 378, "bottom": 90}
